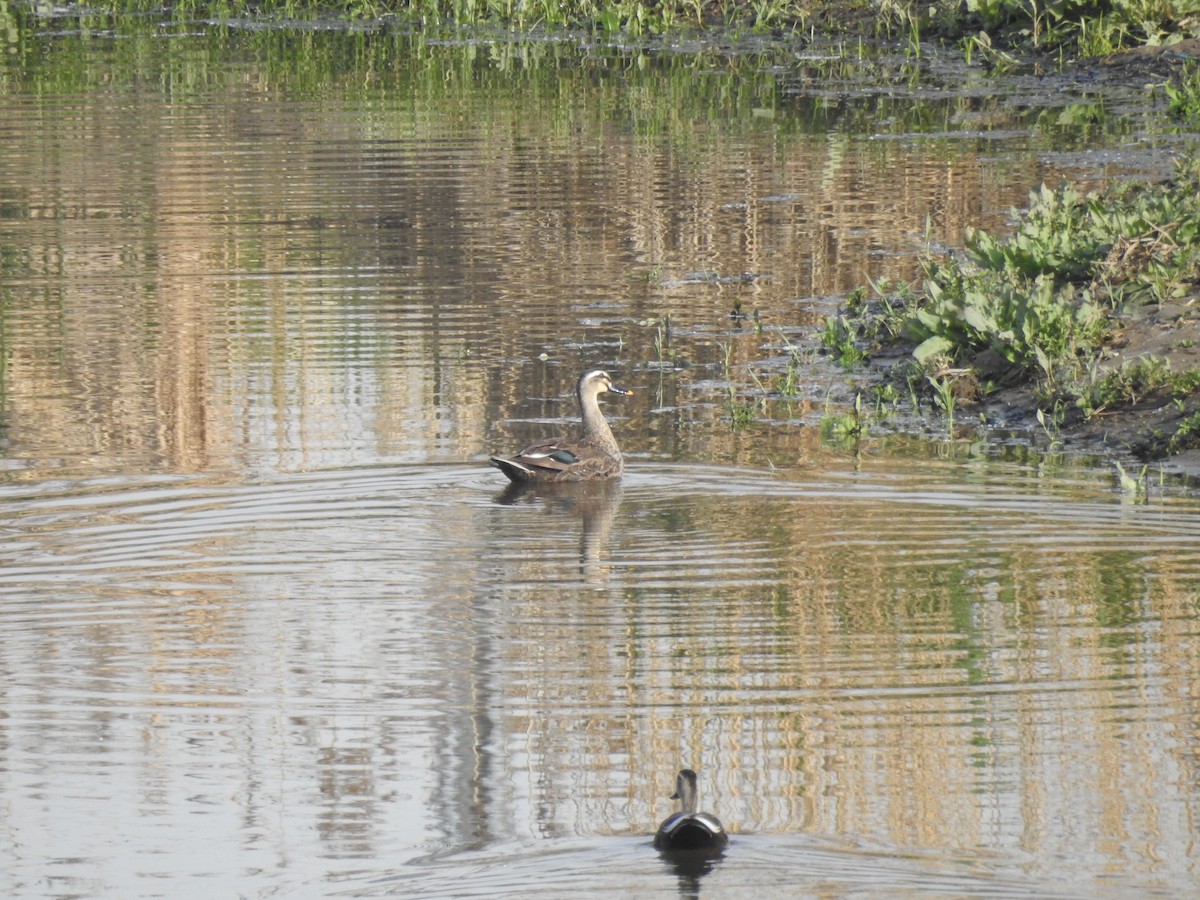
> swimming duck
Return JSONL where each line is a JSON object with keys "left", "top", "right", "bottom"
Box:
{"left": 490, "top": 369, "right": 631, "bottom": 483}
{"left": 653, "top": 769, "right": 729, "bottom": 851}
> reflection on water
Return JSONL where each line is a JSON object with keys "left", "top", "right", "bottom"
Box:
{"left": 377, "top": 835, "right": 1085, "bottom": 899}
{"left": 0, "top": 24, "right": 1167, "bottom": 479}
{"left": 657, "top": 847, "right": 724, "bottom": 896}
{"left": 2, "top": 460, "right": 1200, "bottom": 897}
{"left": 494, "top": 479, "right": 624, "bottom": 579}
{"left": 1, "top": 18, "right": 1198, "bottom": 900}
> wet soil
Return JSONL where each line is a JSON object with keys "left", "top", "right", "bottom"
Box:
{"left": 1087, "top": 37, "right": 1200, "bottom": 84}
{"left": 873, "top": 41, "right": 1200, "bottom": 474}
{"left": 979, "top": 296, "right": 1200, "bottom": 470}
{"left": 1008, "top": 45, "right": 1200, "bottom": 471}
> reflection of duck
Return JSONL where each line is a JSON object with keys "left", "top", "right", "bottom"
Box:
{"left": 495, "top": 479, "right": 622, "bottom": 575}
{"left": 490, "top": 370, "right": 631, "bottom": 483}
{"left": 654, "top": 769, "right": 729, "bottom": 851}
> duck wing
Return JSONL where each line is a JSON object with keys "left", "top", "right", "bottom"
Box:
{"left": 490, "top": 438, "right": 587, "bottom": 482}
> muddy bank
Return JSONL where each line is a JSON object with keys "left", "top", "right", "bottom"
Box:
{"left": 993, "top": 48, "right": 1200, "bottom": 469}
{"left": 837, "top": 135, "right": 1200, "bottom": 474}
{"left": 979, "top": 295, "right": 1200, "bottom": 468}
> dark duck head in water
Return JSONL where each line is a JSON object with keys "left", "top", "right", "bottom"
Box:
{"left": 653, "top": 768, "right": 729, "bottom": 852}
{"left": 490, "top": 369, "right": 631, "bottom": 483}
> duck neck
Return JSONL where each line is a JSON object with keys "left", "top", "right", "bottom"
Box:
{"left": 579, "top": 387, "right": 617, "bottom": 450}
{"left": 677, "top": 777, "right": 698, "bottom": 815}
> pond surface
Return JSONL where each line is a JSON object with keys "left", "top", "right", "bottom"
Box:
{"left": 2, "top": 14, "right": 1199, "bottom": 899}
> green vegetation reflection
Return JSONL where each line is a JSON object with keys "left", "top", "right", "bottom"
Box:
{"left": 6, "top": 0, "right": 1196, "bottom": 61}
{"left": 0, "top": 19, "right": 1072, "bottom": 147}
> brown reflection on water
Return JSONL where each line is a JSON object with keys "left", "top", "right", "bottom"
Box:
{"left": 2, "top": 29, "right": 1196, "bottom": 898}
{"left": 0, "top": 36, "right": 1118, "bottom": 478}
{"left": 485, "top": 468, "right": 1200, "bottom": 886}
{"left": 0, "top": 457, "right": 1199, "bottom": 894}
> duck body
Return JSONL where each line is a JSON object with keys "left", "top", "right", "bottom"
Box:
{"left": 654, "top": 810, "right": 729, "bottom": 851}
{"left": 653, "top": 769, "right": 728, "bottom": 852}
{"left": 490, "top": 370, "right": 631, "bottom": 484}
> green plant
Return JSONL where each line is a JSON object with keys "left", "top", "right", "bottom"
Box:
{"left": 747, "top": 0, "right": 808, "bottom": 29}
{"left": 871, "top": 382, "right": 900, "bottom": 419}
{"left": 907, "top": 267, "right": 1107, "bottom": 388}
{"left": 1097, "top": 355, "right": 1171, "bottom": 404}
{"left": 820, "top": 392, "right": 867, "bottom": 445}
{"left": 836, "top": 154, "right": 1200, "bottom": 449}
{"left": 927, "top": 373, "right": 956, "bottom": 432}
{"left": 965, "top": 0, "right": 1012, "bottom": 29}
{"left": 1114, "top": 459, "right": 1148, "bottom": 501}
{"left": 728, "top": 399, "right": 757, "bottom": 428}
{"left": 820, "top": 316, "right": 868, "bottom": 367}
{"left": 964, "top": 183, "right": 1106, "bottom": 282}
{"left": 1166, "top": 63, "right": 1200, "bottom": 122}
{"left": 653, "top": 314, "right": 676, "bottom": 367}
{"left": 962, "top": 30, "right": 1019, "bottom": 74}
{"left": 1169, "top": 369, "right": 1200, "bottom": 400}
{"left": 1035, "top": 403, "right": 1065, "bottom": 449}
{"left": 953, "top": 0, "right": 1193, "bottom": 57}
{"left": 772, "top": 331, "right": 809, "bottom": 398}
{"left": 1079, "top": 358, "right": 1200, "bottom": 418}
{"left": 1075, "top": 14, "right": 1128, "bottom": 57}
{"left": 1166, "top": 411, "right": 1200, "bottom": 454}
{"left": 719, "top": 341, "right": 759, "bottom": 429}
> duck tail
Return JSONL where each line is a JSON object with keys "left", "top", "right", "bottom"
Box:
{"left": 489, "top": 456, "right": 534, "bottom": 482}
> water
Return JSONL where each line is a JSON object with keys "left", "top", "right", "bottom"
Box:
{"left": 5, "top": 461, "right": 1200, "bottom": 897}
{"left": 2, "top": 14, "right": 1199, "bottom": 898}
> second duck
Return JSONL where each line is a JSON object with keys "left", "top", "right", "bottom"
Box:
{"left": 653, "top": 768, "right": 729, "bottom": 851}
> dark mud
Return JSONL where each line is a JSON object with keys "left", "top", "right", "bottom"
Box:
{"left": 982, "top": 296, "right": 1200, "bottom": 473}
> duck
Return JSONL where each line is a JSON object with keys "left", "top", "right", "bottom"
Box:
{"left": 490, "top": 369, "right": 632, "bottom": 483}
{"left": 653, "top": 769, "right": 729, "bottom": 851}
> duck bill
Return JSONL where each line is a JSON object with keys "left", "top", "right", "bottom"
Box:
{"left": 609, "top": 385, "right": 632, "bottom": 396}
